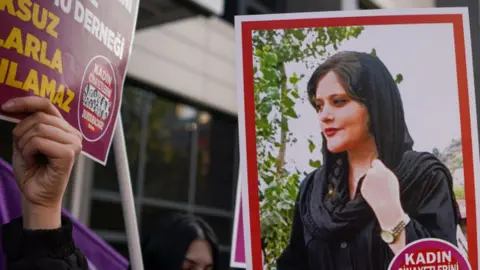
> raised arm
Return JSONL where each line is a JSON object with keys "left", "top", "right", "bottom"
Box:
{"left": 1, "top": 97, "right": 89, "bottom": 270}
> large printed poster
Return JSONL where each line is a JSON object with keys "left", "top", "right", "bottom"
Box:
{"left": 0, "top": 0, "right": 139, "bottom": 164}
{"left": 235, "top": 8, "right": 480, "bottom": 270}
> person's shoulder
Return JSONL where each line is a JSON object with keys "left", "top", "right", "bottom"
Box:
{"left": 400, "top": 150, "right": 451, "bottom": 179}
{"left": 401, "top": 150, "right": 445, "bottom": 167}
{"left": 298, "top": 167, "right": 323, "bottom": 197}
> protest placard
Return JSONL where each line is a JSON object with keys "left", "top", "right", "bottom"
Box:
{"left": 235, "top": 7, "right": 480, "bottom": 270}
{"left": 0, "top": 0, "right": 138, "bottom": 164}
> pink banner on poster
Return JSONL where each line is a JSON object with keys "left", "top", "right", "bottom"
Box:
{"left": 235, "top": 198, "right": 245, "bottom": 264}
{"left": 0, "top": 0, "right": 138, "bottom": 164}
{"left": 231, "top": 176, "right": 246, "bottom": 268}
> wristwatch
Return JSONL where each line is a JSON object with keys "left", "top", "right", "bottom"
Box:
{"left": 380, "top": 214, "right": 411, "bottom": 244}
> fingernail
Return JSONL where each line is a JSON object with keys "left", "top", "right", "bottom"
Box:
{"left": 2, "top": 100, "right": 15, "bottom": 111}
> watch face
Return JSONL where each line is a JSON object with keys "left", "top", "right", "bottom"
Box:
{"left": 381, "top": 231, "right": 394, "bottom": 244}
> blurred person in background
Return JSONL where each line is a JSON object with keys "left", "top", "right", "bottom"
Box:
{"left": 140, "top": 213, "right": 219, "bottom": 270}
{"left": 1, "top": 96, "right": 88, "bottom": 269}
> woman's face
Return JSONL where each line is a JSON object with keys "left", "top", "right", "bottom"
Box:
{"left": 314, "top": 71, "right": 372, "bottom": 153}
{"left": 182, "top": 240, "right": 213, "bottom": 270}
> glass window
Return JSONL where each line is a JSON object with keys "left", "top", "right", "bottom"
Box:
{"left": 92, "top": 149, "right": 121, "bottom": 192}
{"left": 108, "top": 241, "right": 130, "bottom": 260}
{"left": 195, "top": 113, "right": 238, "bottom": 211}
{"left": 360, "top": 0, "right": 379, "bottom": 9}
{"left": 142, "top": 101, "right": 195, "bottom": 202}
{"left": 89, "top": 200, "right": 125, "bottom": 231}
{"left": 140, "top": 205, "right": 188, "bottom": 236}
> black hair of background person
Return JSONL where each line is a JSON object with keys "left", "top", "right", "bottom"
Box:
{"left": 276, "top": 51, "right": 461, "bottom": 270}
{"left": 140, "top": 213, "right": 219, "bottom": 270}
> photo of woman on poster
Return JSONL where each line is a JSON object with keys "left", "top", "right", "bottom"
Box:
{"left": 275, "top": 50, "right": 460, "bottom": 270}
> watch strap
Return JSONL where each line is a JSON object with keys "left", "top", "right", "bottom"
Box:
{"left": 387, "top": 214, "right": 411, "bottom": 238}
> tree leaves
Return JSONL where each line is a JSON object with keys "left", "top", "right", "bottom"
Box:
{"left": 288, "top": 72, "right": 301, "bottom": 85}
{"left": 395, "top": 73, "right": 404, "bottom": 84}
{"left": 308, "top": 139, "right": 316, "bottom": 153}
{"left": 309, "top": 159, "right": 322, "bottom": 168}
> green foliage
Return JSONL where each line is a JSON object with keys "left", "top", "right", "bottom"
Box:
{"left": 395, "top": 74, "right": 404, "bottom": 84}
{"left": 454, "top": 156, "right": 464, "bottom": 168}
{"left": 253, "top": 27, "right": 365, "bottom": 269}
{"left": 454, "top": 185, "right": 465, "bottom": 200}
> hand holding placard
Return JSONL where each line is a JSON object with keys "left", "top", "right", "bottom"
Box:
{"left": 0, "top": 0, "right": 136, "bottom": 164}
{"left": 3, "top": 96, "right": 82, "bottom": 229}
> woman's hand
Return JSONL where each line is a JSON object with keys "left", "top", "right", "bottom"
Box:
{"left": 2, "top": 96, "right": 83, "bottom": 229}
{"left": 360, "top": 159, "right": 405, "bottom": 229}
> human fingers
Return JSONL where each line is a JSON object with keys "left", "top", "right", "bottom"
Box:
{"left": 12, "top": 111, "right": 82, "bottom": 157}
{"left": 13, "top": 111, "right": 79, "bottom": 141}
{"left": 13, "top": 111, "right": 80, "bottom": 138}
{"left": 22, "top": 136, "right": 82, "bottom": 164}
{"left": 2, "top": 97, "right": 62, "bottom": 118}
{"left": 16, "top": 123, "right": 81, "bottom": 154}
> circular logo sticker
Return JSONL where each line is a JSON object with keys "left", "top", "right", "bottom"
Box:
{"left": 388, "top": 238, "right": 471, "bottom": 270}
{"left": 78, "top": 56, "right": 117, "bottom": 142}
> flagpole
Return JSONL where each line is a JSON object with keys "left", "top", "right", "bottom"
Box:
{"left": 114, "top": 115, "right": 144, "bottom": 270}
{"left": 70, "top": 154, "right": 87, "bottom": 221}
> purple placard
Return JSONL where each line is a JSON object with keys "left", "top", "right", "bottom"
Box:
{"left": 0, "top": 0, "right": 139, "bottom": 165}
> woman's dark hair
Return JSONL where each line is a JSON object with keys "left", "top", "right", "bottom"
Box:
{"left": 141, "top": 212, "right": 219, "bottom": 270}
{"left": 307, "top": 51, "right": 365, "bottom": 108}
{"left": 307, "top": 51, "right": 414, "bottom": 170}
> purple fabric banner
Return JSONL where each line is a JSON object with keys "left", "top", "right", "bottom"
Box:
{"left": 0, "top": 159, "right": 129, "bottom": 269}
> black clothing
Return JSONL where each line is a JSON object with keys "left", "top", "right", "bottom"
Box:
{"left": 278, "top": 52, "right": 460, "bottom": 270}
{"left": 277, "top": 151, "right": 459, "bottom": 270}
{"left": 2, "top": 215, "right": 89, "bottom": 270}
